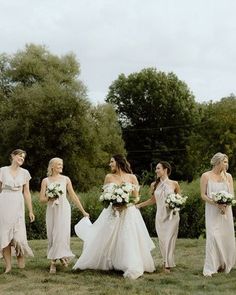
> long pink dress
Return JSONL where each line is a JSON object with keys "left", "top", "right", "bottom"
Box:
{"left": 0, "top": 166, "right": 33, "bottom": 257}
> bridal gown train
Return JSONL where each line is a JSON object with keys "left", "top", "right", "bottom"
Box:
{"left": 73, "top": 183, "right": 155, "bottom": 279}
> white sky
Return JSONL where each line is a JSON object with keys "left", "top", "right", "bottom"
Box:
{"left": 0, "top": 0, "right": 236, "bottom": 104}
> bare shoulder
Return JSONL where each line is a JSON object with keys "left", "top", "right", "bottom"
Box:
{"left": 130, "top": 173, "right": 138, "bottom": 182}
{"left": 42, "top": 177, "right": 48, "bottom": 183}
{"left": 62, "top": 175, "right": 70, "bottom": 182}
{"left": 169, "top": 179, "right": 179, "bottom": 189}
{"left": 150, "top": 181, "right": 156, "bottom": 188}
{"left": 201, "top": 171, "right": 210, "bottom": 180}
{"left": 226, "top": 172, "right": 233, "bottom": 181}
{"left": 41, "top": 177, "right": 48, "bottom": 186}
{"left": 104, "top": 173, "right": 114, "bottom": 184}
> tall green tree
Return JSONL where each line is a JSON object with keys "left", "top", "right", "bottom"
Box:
{"left": 106, "top": 68, "right": 200, "bottom": 181}
{"left": 0, "top": 44, "right": 125, "bottom": 190}
{"left": 188, "top": 94, "right": 236, "bottom": 176}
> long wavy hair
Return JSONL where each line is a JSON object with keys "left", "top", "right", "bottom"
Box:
{"left": 47, "top": 157, "right": 63, "bottom": 177}
{"left": 152, "top": 161, "right": 172, "bottom": 195}
{"left": 112, "top": 154, "right": 133, "bottom": 174}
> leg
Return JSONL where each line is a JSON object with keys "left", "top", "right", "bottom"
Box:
{"left": 17, "top": 254, "right": 25, "bottom": 269}
{"left": 49, "top": 259, "right": 57, "bottom": 274}
{"left": 2, "top": 244, "right": 12, "bottom": 273}
{"left": 60, "top": 257, "right": 69, "bottom": 267}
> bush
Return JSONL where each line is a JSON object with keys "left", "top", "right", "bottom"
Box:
{"left": 27, "top": 179, "right": 235, "bottom": 240}
{"left": 138, "top": 180, "right": 205, "bottom": 239}
{"left": 26, "top": 193, "right": 47, "bottom": 239}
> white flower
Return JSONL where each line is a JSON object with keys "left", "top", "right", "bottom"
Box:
{"left": 211, "top": 191, "right": 235, "bottom": 205}
{"left": 116, "top": 196, "right": 123, "bottom": 203}
{"left": 115, "top": 188, "right": 124, "bottom": 195}
{"left": 99, "top": 183, "right": 137, "bottom": 208}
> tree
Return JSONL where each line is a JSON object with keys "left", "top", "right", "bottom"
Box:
{"left": 106, "top": 68, "right": 200, "bottom": 181}
{"left": 188, "top": 94, "right": 236, "bottom": 176}
{"left": 0, "top": 44, "right": 125, "bottom": 190}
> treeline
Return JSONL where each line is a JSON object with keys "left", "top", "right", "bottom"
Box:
{"left": 106, "top": 69, "right": 236, "bottom": 182}
{"left": 0, "top": 44, "right": 125, "bottom": 191}
{"left": 0, "top": 44, "right": 236, "bottom": 190}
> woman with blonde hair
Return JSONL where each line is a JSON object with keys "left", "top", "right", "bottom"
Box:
{"left": 0, "top": 149, "right": 35, "bottom": 273}
{"left": 40, "top": 157, "right": 89, "bottom": 274}
{"left": 200, "top": 152, "right": 235, "bottom": 276}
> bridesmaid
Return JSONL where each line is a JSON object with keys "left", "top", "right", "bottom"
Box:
{"left": 137, "top": 161, "right": 180, "bottom": 273}
{"left": 0, "top": 149, "right": 35, "bottom": 273}
{"left": 39, "top": 157, "right": 89, "bottom": 274}
{"left": 200, "top": 152, "right": 235, "bottom": 276}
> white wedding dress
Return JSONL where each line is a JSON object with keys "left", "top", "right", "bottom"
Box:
{"left": 73, "top": 183, "right": 155, "bottom": 279}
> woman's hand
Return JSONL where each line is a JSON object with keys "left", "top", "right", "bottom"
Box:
{"left": 135, "top": 203, "right": 141, "bottom": 209}
{"left": 29, "top": 212, "right": 35, "bottom": 222}
{"left": 83, "top": 211, "right": 90, "bottom": 218}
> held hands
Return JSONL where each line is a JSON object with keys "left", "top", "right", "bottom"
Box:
{"left": 29, "top": 212, "right": 35, "bottom": 222}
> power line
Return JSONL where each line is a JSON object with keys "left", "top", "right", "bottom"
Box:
{"left": 127, "top": 147, "right": 186, "bottom": 153}
{"left": 122, "top": 119, "right": 213, "bottom": 132}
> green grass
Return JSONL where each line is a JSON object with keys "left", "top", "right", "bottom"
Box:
{"left": 1, "top": 238, "right": 236, "bottom": 295}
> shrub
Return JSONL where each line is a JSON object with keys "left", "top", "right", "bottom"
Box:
{"left": 26, "top": 179, "right": 235, "bottom": 240}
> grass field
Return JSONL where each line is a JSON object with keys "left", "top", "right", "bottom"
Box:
{"left": 0, "top": 238, "right": 236, "bottom": 295}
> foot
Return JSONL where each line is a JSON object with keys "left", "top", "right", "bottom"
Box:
{"left": 17, "top": 256, "right": 25, "bottom": 269}
{"left": 4, "top": 267, "right": 11, "bottom": 274}
{"left": 49, "top": 262, "right": 56, "bottom": 274}
{"left": 60, "top": 258, "right": 69, "bottom": 268}
{"left": 164, "top": 267, "right": 171, "bottom": 273}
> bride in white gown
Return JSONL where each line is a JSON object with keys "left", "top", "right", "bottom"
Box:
{"left": 73, "top": 154, "right": 155, "bottom": 279}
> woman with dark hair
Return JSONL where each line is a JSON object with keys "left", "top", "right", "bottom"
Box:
{"left": 73, "top": 154, "right": 155, "bottom": 279}
{"left": 0, "top": 149, "right": 35, "bottom": 273}
{"left": 137, "top": 161, "right": 180, "bottom": 273}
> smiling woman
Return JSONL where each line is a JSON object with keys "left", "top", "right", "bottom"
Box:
{"left": 39, "top": 157, "right": 89, "bottom": 274}
{"left": 0, "top": 149, "right": 35, "bottom": 274}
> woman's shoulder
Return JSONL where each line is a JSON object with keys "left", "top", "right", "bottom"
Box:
{"left": 20, "top": 167, "right": 29, "bottom": 173}
{"left": 19, "top": 167, "right": 31, "bottom": 178}
{"left": 226, "top": 172, "right": 233, "bottom": 181}
{"left": 169, "top": 179, "right": 178, "bottom": 184}
{"left": 201, "top": 171, "right": 210, "bottom": 179}
{"left": 0, "top": 166, "right": 9, "bottom": 171}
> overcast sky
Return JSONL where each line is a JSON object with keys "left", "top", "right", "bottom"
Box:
{"left": 0, "top": 0, "right": 236, "bottom": 104}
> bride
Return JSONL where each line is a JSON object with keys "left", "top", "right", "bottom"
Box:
{"left": 73, "top": 154, "right": 155, "bottom": 279}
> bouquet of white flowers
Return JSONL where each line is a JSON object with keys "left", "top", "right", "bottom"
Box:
{"left": 211, "top": 191, "right": 236, "bottom": 206}
{"left": 165, "top": 193, "right": 188, "bottom": 220}
{"left": 46, "top": 183, "right": 63, "bottom": 207}
{"left": 99, "top": 183, "right": 139, "bottom": 209}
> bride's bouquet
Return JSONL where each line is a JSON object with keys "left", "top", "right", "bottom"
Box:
{"left": 99, "top": 183, "right": 138, "bottom": 210}
{"left": 46, "top": 183, "right": 63, "bottom": 207}
{"left": 165, "top": 193, "right": 188, "bottom": 220}
{"left": 211, "top": 191, "right": 236, "bottom": 206}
